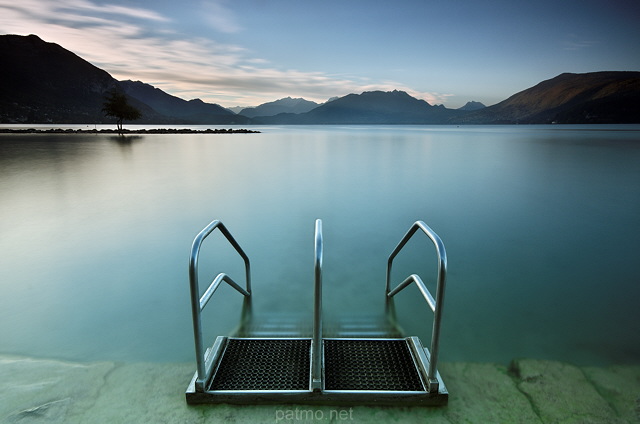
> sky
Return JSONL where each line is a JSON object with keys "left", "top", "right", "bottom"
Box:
{"left": 1, "top": 0, "right": 639, "bottom": 109}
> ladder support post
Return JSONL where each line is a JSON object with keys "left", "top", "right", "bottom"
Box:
{"left": 312, "top": 219, "right": 323, "bottom": 391}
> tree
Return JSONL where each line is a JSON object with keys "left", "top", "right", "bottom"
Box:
{"left": 102, "top": 89, "right": 142, "bottom": 133}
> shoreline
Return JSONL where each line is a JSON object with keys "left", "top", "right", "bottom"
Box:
{"left": 0, "top": 128, "right": 260, "bottom": 134}
{"left": 2, "top": 354, "right": 638, "bottom": 423}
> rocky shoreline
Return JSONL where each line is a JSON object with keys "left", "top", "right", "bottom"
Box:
{"left": 2, "top": 355, "right": 638, "bottom": 423}
{"left": 0, "top": 128, "right": 260, "bottom": 134}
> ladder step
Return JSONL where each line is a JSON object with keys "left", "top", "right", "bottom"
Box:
{"left": 207, "top": 338, "right": 424, "bottom": 392}
{"left": 324, "top": 339, "right": 424, "bottom": 391}
{"left": 246, "top": 331, "right": 307, "bottom": 337}
{"left": 329, "top": 331, "right": 393, "bottom": 337}
{"left": 209, "top": 339, "right": 311, "bottom": 391}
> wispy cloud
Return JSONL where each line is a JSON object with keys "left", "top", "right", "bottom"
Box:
{"left": 60, "top": 0, "right": 170, "bottom": 22}
{"left": 562, "top": 33, "right": 600, "bottom": 51}
{"left": 0, "top": 0, "right": 447, "bottom": 107}
{"left": 200, "top": 0, "right": 243, "bottom": 34}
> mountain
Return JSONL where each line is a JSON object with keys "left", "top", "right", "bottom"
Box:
{"left": 119, "top": 80, "right": 248, "bottom": 124}
{"left": 254, "top": 90, "right": 463, "bottom": 124}
{"left": 227, "top": 106, "right": 246, "bottom": 114}
{"left": 0, "top": 34, "right": 179, "bottom": 124}
{"left": 455, "top": 72, "right": 640, "bottom": 124}
{"left": 0, "top": 34, "right": 244, "bottom": 124}
{"left": 458, "top": 101, "right": 486, "bottom": 111}
{"left": 0, "top": 34, "right": 117, "bottom": 123}
{"left": 2, "top": 35, "right": 638, "bottom": 125}
{"left": 239, "top": 97, "right": 320, "bottom": 118}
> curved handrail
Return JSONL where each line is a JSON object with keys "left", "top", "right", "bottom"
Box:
{"left": 189, "top": 220, "right": 251, "bottom": 296}
{"left": 385, "top": 221, "right": 447, "bottom": 393}
{"left": 312, "top": 219, "right": 323, "bottom": 391}
{"left": 188, "top": 219, "right": 251, "bottom": 391}
{"left": 386, "top": 221, "right": 446, "bottom": 295}
{"left": 388, "top": 274, "right": 435, "bottom": 312}
{"left": 199, "top": 273, "right": 250, "bottom": 311}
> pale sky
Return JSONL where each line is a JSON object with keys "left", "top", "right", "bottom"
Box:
{"left": 1, "top": 0, "right": 639, "bottom": 108}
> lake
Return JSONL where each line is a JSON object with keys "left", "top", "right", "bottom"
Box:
{"left": 1, "top": 124, "right": 639, "bottom": 367}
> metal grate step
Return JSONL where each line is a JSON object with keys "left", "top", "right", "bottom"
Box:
{"left": 187, "top": 337, "right": 447, "bottom": 405}
{"left": 234, "top": 313, "right": 313, "bottom": 338}
{"left": 324, "top": 314, "right": 403, "bottom": 338}
{"left": 324, "top": 339, "right": 424, "bottom": 391}
{"left": 208, "top": 338, "right": 425, "bottom": 392}
{"left": 209, "top": 338, "right": 310, "bottom": 391}
{"left": 234, "top": 312, "right": 402, "bottom": 338}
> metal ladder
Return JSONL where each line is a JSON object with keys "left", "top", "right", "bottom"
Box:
{"left": 185, "top": 219, "right": 448, "bottom": 406}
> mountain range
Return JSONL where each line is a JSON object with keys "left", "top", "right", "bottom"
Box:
{"left": 119, "top": 80, "right": 248, "bottom": 124}
{"left": 238, "top": 97, "right": 321, "bottom": 118}
{"left": 456, "top": 71, "right": 640, "bottom": 124}
{"left": 1, "top": 34, "right": 639, "bottom": 125}
{"left": 253, "top": 90, "right": 470, "bottom": 124}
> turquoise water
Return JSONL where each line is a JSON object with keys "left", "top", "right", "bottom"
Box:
{"left": 1, "top": 125, "right": 639, "bottom": 366}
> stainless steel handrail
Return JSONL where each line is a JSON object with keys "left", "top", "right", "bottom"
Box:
{"left": 199, "top": 273, "right": 250, "bottom": 311}
{"left": 311, "top": 219, "right": 323, "bottom": 391}
{"left": 388, "top": 274, "right": 435, "bottom": 312}
{"left": 386, "top": 221, "right": 447, "bottom": 393}
{"left": 189, "top": 220, "right": 251, "bottom": 392}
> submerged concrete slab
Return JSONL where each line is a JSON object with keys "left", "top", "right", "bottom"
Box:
{"left": 0, "top": 355, "right": 114, "bottom": 424}
{"left": 70, "top": 362, "right": 204, "bottom": 424}
{"left": 2, "top": 355, "right": 639, "bottom": 423}
{"left": 583, "top": 365, "right": 640, "bottom": 424}
{"left": 509, "top": 359, "right": 629, "bottom": 424}
{"left": 440, "top": 362, "right": 541, "bottom": 423}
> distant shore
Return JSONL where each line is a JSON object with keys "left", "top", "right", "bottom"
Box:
{"left": 0, "top": 128, "right": 260, "bottom": 134}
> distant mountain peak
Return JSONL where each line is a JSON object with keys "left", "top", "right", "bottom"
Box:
{"left": 458, "top": 101, "right": 486, "bottom": 111}
{"left": 239, "top": 97, "right": 320, "bottom": 118}
{"left": 361, "top": 89, "right": 408, "bottom": 96}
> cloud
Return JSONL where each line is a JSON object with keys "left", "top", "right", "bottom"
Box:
{"left": 0, "top": 0, "right": 448, "bottom": 107}
{"left": 55, "top": 0, "right": 170, "bottom": 22}
{"left": 201, "top": 0, "right": 243, "bottom": 34}
{"left": 562, "top": 33, "right": 599, "bottom": 51}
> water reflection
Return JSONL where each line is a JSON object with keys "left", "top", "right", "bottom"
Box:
{"left": 109, "top": 134, "right": 144, "bottom": 145}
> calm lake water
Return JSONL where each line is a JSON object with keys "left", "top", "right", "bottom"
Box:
{"left": 1, "top": 125, "right": 639, "bottom": 366}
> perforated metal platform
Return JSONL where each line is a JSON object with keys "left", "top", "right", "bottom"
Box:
{"left": 186, "top": 336, "right": 448, "bottom": 405}
{"left": 324, "top": 339, "right": 424, "bottom": 391}
{"left": 209, "top": 339, "right": 310, "bottom": 391}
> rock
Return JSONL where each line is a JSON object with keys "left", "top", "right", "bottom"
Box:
{"left": 0, "top": 355, "right": 114, "bottom": 423}
{"left": 4, "top": 399, "right": 71, "bottom": 424}
{"left": 70, "top": 362, "right": 203, "bottom": 424}
{"left": 0, "top": 128, "right": 260, "bottom": 134}
{"left": 510, "top": 359, "right": 626, "bottom": 423}
{"left": 441, "top": 362, "right": 541, "bottom": 423}
{"left": 582, "top": 365, "right": 640, "bottom": 423}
